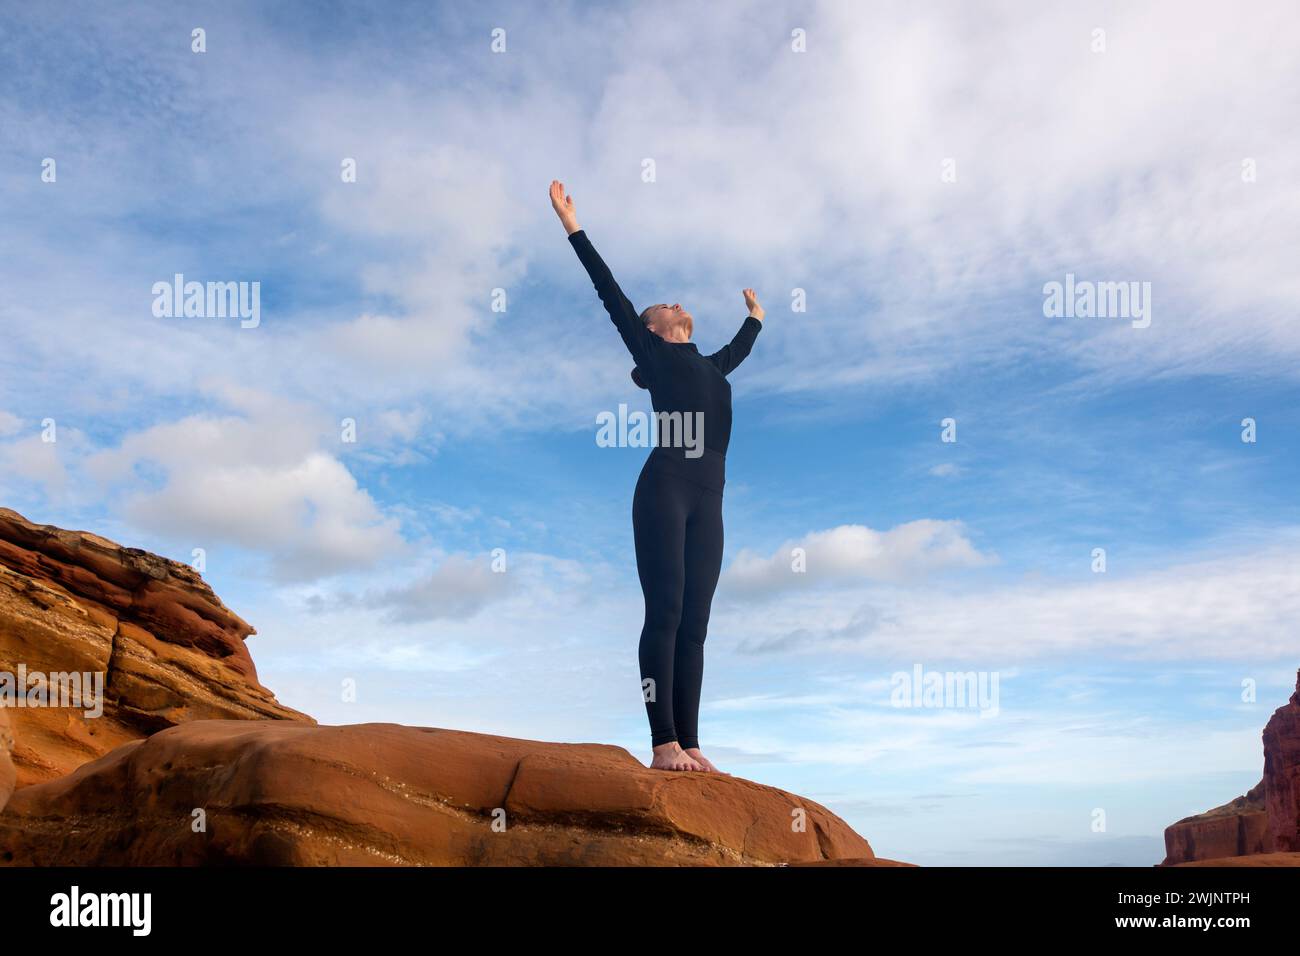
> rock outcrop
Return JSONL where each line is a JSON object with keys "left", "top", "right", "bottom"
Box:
{"left": 1161, "top": 780, "right": 1272, "bottom": 865}
{"left": 1173, "top": 852, "right": 1300, "bottom": 867}
{"left": 0, "top": 707, "right": 13, "bottom": 813}
{"left": 0, "top": 720, "right": 900, "bottom": 867}
{"left": 1160, "top": 669, "right": 1300, "bottom": 866}
{"left": 1263, "top": 670, "right": 1300, "bottom": 851}
{"left": 0, "top": 508, "right": 311, "bottom": 788}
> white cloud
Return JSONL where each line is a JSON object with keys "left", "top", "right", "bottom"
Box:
{"left": 85, "top": 386, "right": 404, "bottom": 581}
{"left": 727, "top": 537, "right": 1300, "bottom": 661}
{"left": 0, "top": 430, "right": 74, "bottom": 494}
{"left": 725, "top": 520, "right": 994, "bottom": 595}
{"left": 374, "top": 407, "right": 428, "bottom": 443}
{"left": 351, "top": 553, "right": 514, "bottom": 623}
{"left": 295, "top": 547, "right": 597, "bottom": 633}
{"left": 0, "top": 434, "right": 69, "bottom": 494}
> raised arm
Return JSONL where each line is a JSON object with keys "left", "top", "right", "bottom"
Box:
{"left": 707, "top": 288, "right": 764, "bottom": 376}
{"left": 551, "top": 180, "right": 659, "bottom": 368}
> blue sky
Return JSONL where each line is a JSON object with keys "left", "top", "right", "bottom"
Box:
{"left": 2, "top": 0, "right": 1298, "bottom": 865}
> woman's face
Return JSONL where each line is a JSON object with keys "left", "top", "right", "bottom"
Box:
{"left": 644, "top": 303, "right": 693, "bottom": 340}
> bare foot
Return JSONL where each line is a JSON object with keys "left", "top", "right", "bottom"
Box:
{"left": 683, "top": 747, "right": 728, "bottom": 774}
{"left": 649, "top": 742, "right": 704, "bottom": 771}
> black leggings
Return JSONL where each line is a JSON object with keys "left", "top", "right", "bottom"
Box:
{"left": 632, "top": 446, "right": 725, "bottom": 750}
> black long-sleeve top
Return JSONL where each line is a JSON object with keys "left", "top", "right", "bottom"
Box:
{"left": 568, "top": 228, "right": 762, "bottom": 457}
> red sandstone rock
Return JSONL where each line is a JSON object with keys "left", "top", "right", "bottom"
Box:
{"left": 0, "top": 508, "right": 311, "bottom": 787}
{"left": 0, "top": 707, "right": 13, "bottom": 813}
{"left": 1262, "top": 669, "right": 1300, "bottom": 852}
{"left": 0, "top": 720, "right": 891, "bottom": 867}
{"left": 1161, "top": 780, "right": 1273, "bottom": 865}
{"left": 787, "top": 857, "right": 916, "bottom": 867}
{"left": 1159, "top": 670, "right": 1300, "bottom": 866}
{"left": 1173, "top": 852, "right": 1300, "bottom": 867}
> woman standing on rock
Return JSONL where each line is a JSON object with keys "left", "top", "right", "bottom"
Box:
{"left": 550, "top": 180, "right": 764, "bottom": 774}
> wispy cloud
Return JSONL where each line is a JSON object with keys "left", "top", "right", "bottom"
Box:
{"left": 725, "top": 537, "right": 1300, "bottom": 660}
{"left": 724, "top": 520, "right": 994, "bottom": 595}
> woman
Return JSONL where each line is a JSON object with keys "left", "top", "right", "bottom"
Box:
{"left": 550, "top": 180, "right": 764, "bottom": 773}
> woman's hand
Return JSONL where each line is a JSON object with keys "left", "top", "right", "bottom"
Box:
{"left": 550, "top": 180, "right": 580, "bottom": 234}
{"left": 743, "top": 288, "right": 764, "bottom": 321}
